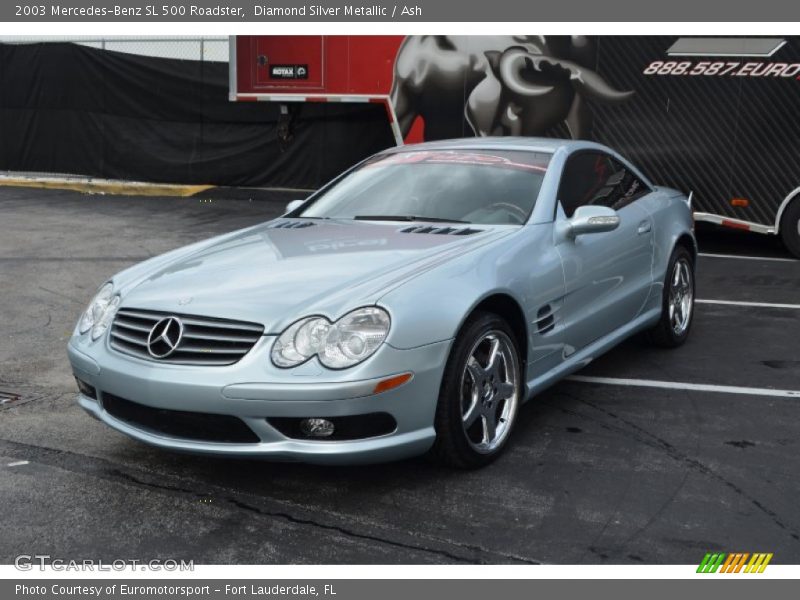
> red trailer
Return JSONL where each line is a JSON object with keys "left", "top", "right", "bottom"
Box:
{"left": 230, "top": 35, "right": 413, "bottom": 145}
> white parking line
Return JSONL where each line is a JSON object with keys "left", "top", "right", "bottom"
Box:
{"left": 698, "top": 252, "right": 798, "bottom": 263}
{"left": 697, "top": 299, "right": 800, "bottom": 310}
{"left": 7, "top": 461, "right": 29, "bottom": 467}
{"left": 567, "top": 375, "right": 800, "bottom": 398}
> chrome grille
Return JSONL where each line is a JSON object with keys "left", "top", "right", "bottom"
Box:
{"left": 110, "top": 308, "right": 264, "bottom": 366}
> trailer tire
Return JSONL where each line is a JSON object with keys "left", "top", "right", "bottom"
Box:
{"left": 780, "top": 198, "right": 800, "bottom": 259}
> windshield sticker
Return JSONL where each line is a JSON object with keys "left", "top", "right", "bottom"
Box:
{"left": 369, "top": 151, "right": 548, "bottom": 172}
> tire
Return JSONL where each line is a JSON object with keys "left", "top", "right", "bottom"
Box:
{"left": 779, "top": 198, "right": 800, "bottom": 259}
{"left": 429, "top": 311, "right": 523, "bottom": 469}
{"left": 646, "top": 246, "right": 695, "bottom": 348}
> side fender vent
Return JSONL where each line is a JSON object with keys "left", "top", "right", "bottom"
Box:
{"left": 399, "top": 225, "right": 482, "bottom": 236}
{"left": 535, "top": 305, "right": 556, "bottom": 335}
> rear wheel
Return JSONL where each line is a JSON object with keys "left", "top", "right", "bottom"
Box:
{"left": 779, "top": 198, "right": 800, "bottom": 259}
{"left": 430, "top": 312, "right": 522, "bottom": 469}
{"left": 646, "top": 246, "right": 695, "bottom": 348}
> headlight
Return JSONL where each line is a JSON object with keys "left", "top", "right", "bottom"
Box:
{"left": 271, "top": 307, "right": 390, "bottom": 369}
{"left": 77, "top": 282, "right": 121, "bottom": 340}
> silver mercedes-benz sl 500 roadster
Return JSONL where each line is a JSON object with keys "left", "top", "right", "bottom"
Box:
{"left": 68, "top": 138, "right": 696, "bottom": 468}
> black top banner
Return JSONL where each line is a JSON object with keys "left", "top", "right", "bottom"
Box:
{"left": 3, "top": 0, "right": 800, "bottom": 22}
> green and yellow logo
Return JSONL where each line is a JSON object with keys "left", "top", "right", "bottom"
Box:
{"left": 697, "top": 553, "right": 773, "bottom": 573}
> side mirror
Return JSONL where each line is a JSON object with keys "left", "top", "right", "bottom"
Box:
{"left": 561, "top": 205, "right": 620, "bottom": 240}
{"left": 285, "top": 199, "right": 305, "bottom": 214}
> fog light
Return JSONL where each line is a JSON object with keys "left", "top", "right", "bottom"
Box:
{"left": 268, "top": 413, "right": 396, "bottom": 441}
{"left": 300, "top": 418, "right": 335, "bottom": 438}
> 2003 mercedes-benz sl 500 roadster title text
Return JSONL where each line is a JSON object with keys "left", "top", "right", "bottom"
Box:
{"left": 68, "top": 138, "right": 696, "bottom": 468}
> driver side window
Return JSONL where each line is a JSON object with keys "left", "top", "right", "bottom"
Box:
{"left": 558, "top": 151, "right": 650, "bottom": 217}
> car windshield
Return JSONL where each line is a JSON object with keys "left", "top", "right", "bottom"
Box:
{"left": 297, "top": 149, "right": 551, "bottom": 225}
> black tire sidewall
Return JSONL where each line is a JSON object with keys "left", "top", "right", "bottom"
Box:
{"left": 780, "top": 199, "right": 800, "bottom": 259}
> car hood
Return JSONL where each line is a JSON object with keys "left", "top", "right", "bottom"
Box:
{"left": 119, "top": 219, "right": 511, "bottom": 332}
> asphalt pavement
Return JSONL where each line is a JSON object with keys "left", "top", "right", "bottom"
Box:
{"left": 1, "top": 185, "right": 798, "bottom": 564}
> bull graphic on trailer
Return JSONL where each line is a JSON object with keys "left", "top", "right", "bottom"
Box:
{"left": 390, "top": 36, "right": 633, "bottom": 140}
{"left": 230, "top": 35, "right": 800, "bottom": 258}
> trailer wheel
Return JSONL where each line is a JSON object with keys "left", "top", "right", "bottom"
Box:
{"left": 780, "top": 198, "right": 800, "bottom": 259}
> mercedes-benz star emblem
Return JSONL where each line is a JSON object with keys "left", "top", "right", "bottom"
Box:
{"left": 147, "top": 317, "right": 184, "bottom": 359}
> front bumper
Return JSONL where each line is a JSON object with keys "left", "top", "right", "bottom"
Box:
{"left": 68, "top": 335, "right": 451, "bottom": 464}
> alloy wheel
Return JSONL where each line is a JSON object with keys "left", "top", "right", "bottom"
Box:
{"left": 459, "top": 331, "right": 519, "bottom": 454}
{"left": 668, "top": 258, "right": 694, "bottom": 336}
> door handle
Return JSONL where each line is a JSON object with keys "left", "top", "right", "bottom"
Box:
{"left": 637, "top": 221, "right": 652, "bottom": 235}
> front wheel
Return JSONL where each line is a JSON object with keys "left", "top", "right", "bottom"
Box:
{"left": 429, "top": 312, "right": 522, "bottom": 469}
{"left": 779, "top": 198, "right": 800, "bottom": 259}
{"left": 646, "top": 246, "right": 695, "bottom": 348}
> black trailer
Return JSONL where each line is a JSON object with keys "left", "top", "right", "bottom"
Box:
{"left": 587, "top": 36, "right": 800, "bottom": 257}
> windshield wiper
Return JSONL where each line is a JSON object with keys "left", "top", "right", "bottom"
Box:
{"left": 352, "top": 215, "right": 471, "bottom": 224}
